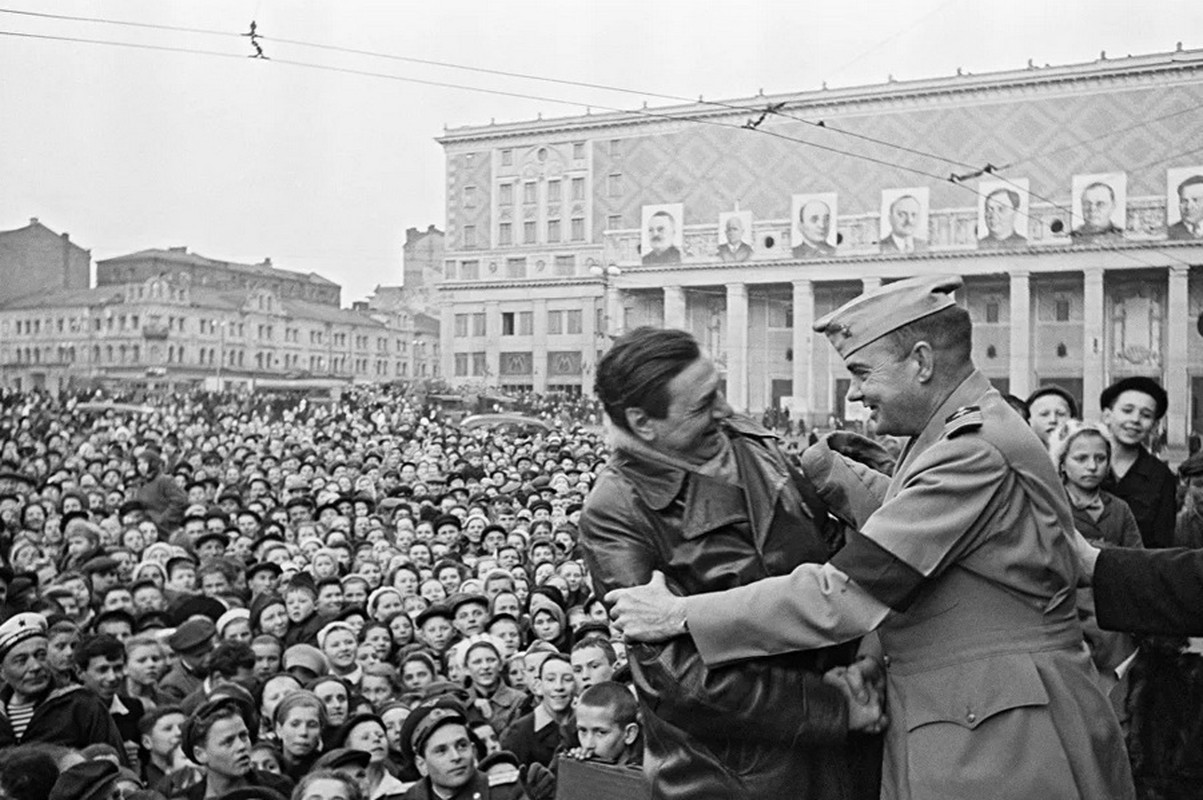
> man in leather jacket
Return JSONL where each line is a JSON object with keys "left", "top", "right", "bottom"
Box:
{"left": 580, "top": 326, "right": 883, "bottom": 800}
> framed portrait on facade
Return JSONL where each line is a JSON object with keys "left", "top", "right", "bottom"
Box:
{"left": 1070, "top": 172, "right": 1126, "bottom": 240}
{"left": 790, "top": 193, "right": 838, "bottom": 259}
{"left": 717, "top": 210, "right": 754, "bottom": 262}
{"left": 1166, "top": 166, "right": 1203, "bottom": 241}
{"left": 878, "top": 187, "right": 929, "bottom": 253}
{"left": 977, "top": 178, "right": 1030, "bottom": 250}
{"left": 640, "top": 203, "right": 684, "bottom": 265}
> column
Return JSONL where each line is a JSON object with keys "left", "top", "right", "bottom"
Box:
{"left": 531, "top": 298, "right": 548, "bottom": 393}
{"left": 726, "top": 283, "right": 749, "bottom": 413}
{"left": 581, "top": 294, "right": 597, "bottom": 397}
{"left": 484, "top": 301, "right": 502, "bottom": 385}
{"left": 792, "top": 279, "right": 816, "bottom": 428}
{"left": 1008, "top": 271, "right": 1031, "bottom": 399}
{"left": 440, "top": 304, "right": 455, "bottom": 383}
{"left": 1082, "top": 268, "right": 1106, "bottom": 417}
{"left": 663, "top": 286, "right": 686, "bottom": 330}
{"left": 862, "top": 277, "right": 881, "bottom": 293}
{"left": 1168, "top": 265, "right": 1190, "bottom": 448}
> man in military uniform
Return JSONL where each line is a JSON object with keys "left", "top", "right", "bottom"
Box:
{"left": 607, "top": 275, "right": 1135, "bottom": 800}
{"left": 400, "top": 705, "right": 527, "bottom": 800}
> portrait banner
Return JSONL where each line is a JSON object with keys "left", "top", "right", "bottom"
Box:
{"left": 640, "top": 203, "right": 684, "bottom": 266}
{"left": 1166, "top": 166, "right": 1203, "bottom": 241}
{"left": 977, "top": 178, "right": 1030, "bottom": 250}
{"left": 878, "top": 187, "right": 930, "bottom": 253}
{"left": 1071, "top": 172, "right": 1126, "bottom": 239}
{"left": 717, "top": 210, "right": 754, "bottom": 262}
{"left": 790, "top": 193, "right": 838, "bottom": 258}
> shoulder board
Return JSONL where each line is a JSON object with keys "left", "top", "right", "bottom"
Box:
{"left": 943, "top": 406, "right": 983, "bottom": 439}
{"left": 487, "top": 767, "right": 520, "bottom": 787}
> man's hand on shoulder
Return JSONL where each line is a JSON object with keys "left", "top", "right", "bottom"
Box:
{"left": 606, "top": 570, "right": 688, "bottom": 643}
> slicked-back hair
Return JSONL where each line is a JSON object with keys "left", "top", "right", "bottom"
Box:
{"left": 578, "top": 681, "right": 638, "bottom": 727}
{"left": 595, "top": 327, "right": 700, "bottom": 433}
{"left": 880, "top": 305, "right": 972, "bottom": 367}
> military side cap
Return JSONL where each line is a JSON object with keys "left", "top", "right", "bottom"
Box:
{"left": 0, "top": 613, "right": 47, "bottom": 658}
{"left": 168, "top": 617, "right": 217, "bottom": 653}
{"left": 814, "top": 274, "right": 963, "bottom": 357}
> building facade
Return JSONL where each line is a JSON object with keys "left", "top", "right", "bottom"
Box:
{"left": 437, "top": 47, "right": 1203, "bottom": 446}
{"left": 0, "top": 218, "right": 91, "bottom": 305}
{"left": 401, "top": 225, "right": 446, "bottom": 318}
{"left": 0, "top": 273, "right": 415, "bottom": 394}
{"left": 97, "top": 247, "right": 341, "bottom": 306}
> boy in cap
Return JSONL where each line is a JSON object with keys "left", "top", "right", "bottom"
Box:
{"left": 171, "top": 697, "right": 293, "bottom": 800}
{"left": 0, "top": 612, "right": 128, "bottom": 760}
{"left": 1099, "top": 376, "right": 1176, "bottom": 548}
{"left": 399, "top": 704, "right": 525, "bottom": 800}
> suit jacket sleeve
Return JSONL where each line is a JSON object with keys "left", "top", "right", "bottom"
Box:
{"left": 1094, "top": 546, "right": 1203, "bottom": 636}
{"left": 580, "top": 481, "right": 849, "bottom": 746}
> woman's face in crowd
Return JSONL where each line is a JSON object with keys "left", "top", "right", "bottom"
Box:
{"left": 277, "top": 704, "right": 323, "bottom": 758}
{"left": 401, "top": 660, "right": 434, "bottom": 691}
{"left": 419, "top": 579, "right": 446, "bottom": 603}
{"left": 392, "top": 568, "right": 417, "bottom": 597}
{"left": 532, "top": 609, "right": 562, "bottom": 642}
{"left": 314, "top": 681, "right": 349, "bottom": 728}
{"left": 258, "top": 603, "right": 289, "bottom": 638}
{"left": 261, "top": 676, "right": 301, "bottom": 721}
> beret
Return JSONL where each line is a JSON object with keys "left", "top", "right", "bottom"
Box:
{"left": 1099, "top": 376, "right": 1168, "bottom": 420}
{"left": 814, "top": 274, "right": 963, "bottom": 358}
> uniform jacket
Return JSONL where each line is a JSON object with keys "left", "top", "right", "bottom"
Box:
{"left": 717, "top": 242, "right": 754, "bottom": 262}
{"left": 0, "top": 682, "right": 128, "bottom": 762}
{"left": 580, "top": 416, "right": 866, "bottom": 800}
{"left": 1095, "top": 547, "right": 1203, "bottom": 636}
{"left": 400, "top": 768, "right": 527, "bottom": 800}
{"left": 685, "top": 373, "right": 1134, "bottom": 800}
{"left": 1102, "top": 446, "right": 1176, "bottom": 549}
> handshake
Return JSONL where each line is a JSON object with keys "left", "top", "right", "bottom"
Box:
{"left": 824, "top": 656, "right": 888, "bottom": 735}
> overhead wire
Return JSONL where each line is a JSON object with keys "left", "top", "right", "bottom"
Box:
{"left": 1, "top": 13, "right": 1199, "bottom": 272}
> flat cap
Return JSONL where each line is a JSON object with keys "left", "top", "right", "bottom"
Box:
{"left": 168, "top": 617, "right": 217, "bottom": 653}
{"left": 814, "top": 274, "right": 963, "bottom": 358}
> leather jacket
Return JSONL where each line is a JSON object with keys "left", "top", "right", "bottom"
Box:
{"left": 580, "top": 417, "right": 865, "bottom": 800}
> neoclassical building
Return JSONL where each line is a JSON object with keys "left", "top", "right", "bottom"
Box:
{"left": 438, "top": 47, "right": 1203, "bottom": 445}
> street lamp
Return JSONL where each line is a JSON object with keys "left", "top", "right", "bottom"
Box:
{"left": 589, "top": 262, "right": 622, "bottom": 341}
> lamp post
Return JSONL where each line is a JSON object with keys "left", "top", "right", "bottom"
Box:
{"left": 589, "top": 262, "right": 622, "bottom": 341}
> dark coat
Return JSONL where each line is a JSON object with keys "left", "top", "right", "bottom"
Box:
{"left": 136, "top": 473, "right": 189, "bottom": 532}
{"left": 1095, "top": 547, "right": 1203, "bottom": 636}
{"left": 580, "top": 416, "right": 866, "bottom": 800}
{"left": 401, "top": 769, "right": 526, "bottom": 800}
{"left": 499, "top": 708, "right": 573, "bottom": 769}
{"left": 158, "top": 662, "right": 203, "bottom": 706}
{"left": 0, "top": 683, "right": 128, "bottom": 763}
{"left": 1103, "top": 448, "right": 1177, "bottom": 549}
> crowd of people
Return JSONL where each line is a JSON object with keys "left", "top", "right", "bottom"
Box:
{"left": 0, "top": 386, "right": 638, "bottom": 800}
{"left": 0, "top": 343, "right": 1197, "bottom": 800}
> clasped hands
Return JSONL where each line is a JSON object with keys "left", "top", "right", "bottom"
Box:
{"left": 609, "top": 571, "right": 888, "bottom": 734}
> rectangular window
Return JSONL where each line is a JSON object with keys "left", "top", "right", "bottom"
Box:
{"left": 566, "top": 310, "right": 583, "bottom": 334}
{"left": 501, "top": 149, "right": 513, "bottom": 166}
{"left": 985, "top": 302, "right": 1000, "bottom": 324}
{"left": 444, "top": 260, "right": 457, "bottom": 279}
{"left": 463, "top": 225, "right": 476, "bottom": 248}
{"left": 523, "top": 220, "right": 537, "bottom": 244}
{"left": 502, "top": 312, "right": 515, "bottom": 336}
{"left": 547, "top": 310, "right": 563, "bottom": 335}
{"left": 607, "top": 173, "right": 623, "bottom": 197}
{"left": 570, "top": 217, "right": 585, "bottom": 241}
{"left": 610, "top": 139, "right": 621, "bottom": 157}
{"left": 553, "top": 255, "right": 575, "bottom": 276}
{"left": 454, "top": 315, "right": 468, "bottom": 337}
{"left": 607, "top": 214, "right": 623, "bottom": 231}
{"left": 499, "top": 183, "right": 513, "bottom": 206}
{"left": 547, "top": 180, "right": 561, "bottom": 203}
{"left": 472, "top": 313, "right": 486, "bottom": 336}
{"left": 573, "top": 142, "right": 585, "bottom": 159}
{"left": 471, "top": 351, "right": 487, "bottom": 376}
{"left": 454, "top": 353, "right": 468, "bottom": 376}
{"left": 462, "top": 185, "right": 477, "bottom": 208}
{"left": 498, "top": 222, "right": 512, "bottom": 246}
{"left": 1055, "top": 299, "right": 1070, "bottom": 322}
{"left": 518, "top": 312, "right": 533, "bottom": 335}
{"left": 506, "top": 258, "right": 527, "bottom": 279}
{"left": 571, "top": 176, "right": 585, "bottom": 201}
{"left": 523, "top": 181, "right": 537, "bottom": 204}
{"left": 460, "top": 260, "right": 480, "bottom": 280}
{"left": 547, "top": 219, "right": 561, "bottom": 242}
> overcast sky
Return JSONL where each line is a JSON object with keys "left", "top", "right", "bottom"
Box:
{"left": 2, "top": 0, "right": 1200, "bottom": 302}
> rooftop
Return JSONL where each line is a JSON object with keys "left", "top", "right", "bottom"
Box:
{"left": 99, "top": 247, "right": 339, "bottom": 287}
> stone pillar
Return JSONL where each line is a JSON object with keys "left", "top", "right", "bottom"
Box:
{"left": 484, "top": 301, "right": 502, "bottom": 385}
{"left": 726, "top": 283, "right": 749, "bottom": 413}
{"left": 581, "top": 294, "right": 598, "bottom": 397}
{"left": 1009, "top": 271, "right": 1031, "bottom": 399}
{"left": 440, "top": 304, "right": 456, "bottom": 383}
{"left": 663, "top": 286, "right": 686, "bottom": 330}
{"left": 1082, "top": 268, "right": 1106, "bottom": 416}
{"left": 792, "top": 279, "right": 816, "bottom": 428}
{"left": 1168, "top": 265, "right": 1190, "bottom": 448}
{"left": 531, "top": 298, "right": 548, "bottom": 393}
